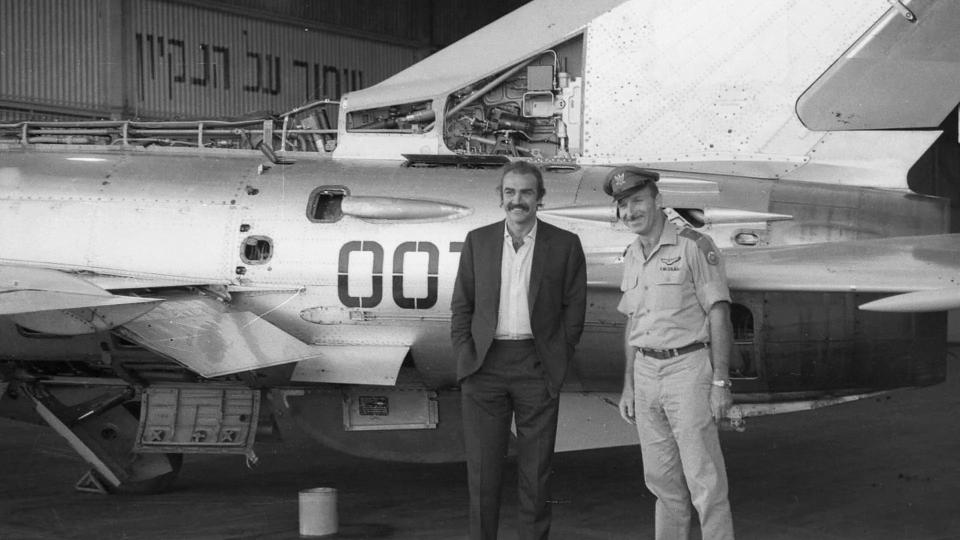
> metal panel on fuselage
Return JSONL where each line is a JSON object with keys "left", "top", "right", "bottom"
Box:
{"left": 1, "top": 147, "right": 951, "bottom": 395}
{"left": 0, "top": 148, "right": 252, "bottom": 281}
{"left": 232, "top": 161, "right": 599, "bottom": 385}
{"left": 580, "top": 0, "right": 889, "bottom": 165}
{"left": 759, "top": 291, "right": 946, "bottom": 394}
{"left": 767, "top": 182, "right": 949, "bottom": 245}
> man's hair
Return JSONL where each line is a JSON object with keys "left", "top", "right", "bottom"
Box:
{"left": 497, "top": 161, "right": 546, "bottom": 200}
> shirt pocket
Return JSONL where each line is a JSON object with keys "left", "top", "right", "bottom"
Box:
{"left": 617, "top": 266, "right": 642, "bottom": 316}
{"left": 653, "top": 269, "right": 685, "bottom": 309}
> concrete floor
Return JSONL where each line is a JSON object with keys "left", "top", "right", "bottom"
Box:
{"left": 2, "top": 346, "right": 959, "bottom": 540}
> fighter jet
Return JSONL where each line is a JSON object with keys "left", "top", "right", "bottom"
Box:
{"left": 2, "top": 0, "right": 959, "bottom": 493}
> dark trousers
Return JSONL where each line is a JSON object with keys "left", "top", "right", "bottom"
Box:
{"left": 461, "top": 339, "right": 560, "bottom": 540}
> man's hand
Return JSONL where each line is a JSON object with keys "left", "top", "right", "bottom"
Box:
{"left": 619, "top": 387, "right": 636, "bottom": 424}
{"left": 709, "top": 385, "right": 733, "bottom": 423}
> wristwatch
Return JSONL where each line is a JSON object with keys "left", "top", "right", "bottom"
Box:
{"left": 711, "top": 379, "right": 732, "bottom": 389}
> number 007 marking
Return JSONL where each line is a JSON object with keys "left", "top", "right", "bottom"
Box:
{"left": 338, "top": 241, "right": 463, "bottom": 309}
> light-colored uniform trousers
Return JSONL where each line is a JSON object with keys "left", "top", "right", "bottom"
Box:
{"left": 633, "top": 347, "right": 734, "bottom": 540}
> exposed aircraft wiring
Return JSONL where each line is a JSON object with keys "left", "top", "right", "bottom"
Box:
{"left": 445, "top": 60, "right": 532, "bottom": 120}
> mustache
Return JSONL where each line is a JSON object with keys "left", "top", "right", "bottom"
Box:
{"left": 506, "top": 202, "right": 530, "bottom": 212}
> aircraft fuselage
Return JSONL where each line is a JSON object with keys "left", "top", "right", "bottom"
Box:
{"left": 0, "top": 146, "right": 947, "bottom": 398}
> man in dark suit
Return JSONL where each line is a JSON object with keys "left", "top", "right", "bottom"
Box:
{"left": 451, "top": 161, "right": 588, "bottom": 540}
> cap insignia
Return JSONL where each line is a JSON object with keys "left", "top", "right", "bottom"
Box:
{"left": 612, "top": 172, "right": 626, "bottom": 190}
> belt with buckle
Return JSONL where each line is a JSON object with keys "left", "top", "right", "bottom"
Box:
{"left": 638, "top": 342, "right": 707, "bottom": 359}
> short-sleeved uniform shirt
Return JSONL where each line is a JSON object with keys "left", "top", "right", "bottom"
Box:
{"left": 617, "top": 220, "right": 731, "bottom": 349}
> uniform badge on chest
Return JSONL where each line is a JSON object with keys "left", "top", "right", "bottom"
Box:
{"left": 658, "top": 256, "right": 681, "bottom": 272}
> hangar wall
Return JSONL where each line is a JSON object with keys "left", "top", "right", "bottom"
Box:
{"left": 124, "top": 1, "right": 418, "bottom": 119}
{"left": 0, "top": 0, "right": 529, "bottom": 121}
{"left": 203, "top": 0, "right": 531, "bottom": 48}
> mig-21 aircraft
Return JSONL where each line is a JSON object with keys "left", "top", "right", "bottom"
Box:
{"left": 2, "top": 0, "right": 960, "bottom": 493}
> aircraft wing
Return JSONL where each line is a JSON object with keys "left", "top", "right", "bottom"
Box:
{"left": 0, "top": 264, "right": 162, "bottom": 335}
{"left": 0, "top": 265, "right": 407, "bottom": 384}
{"left": 724, "top": 233, "right": 960, "bottom": 312}
{"left": 585, "top": 233, "right": 960, "bottom": 312}
{"left": 114, "top": 294, "right": 408, "bottom": 384}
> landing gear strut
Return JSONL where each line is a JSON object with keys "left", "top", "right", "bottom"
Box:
{"left": 22, "top": 382, "right": 183, "bottom": 494}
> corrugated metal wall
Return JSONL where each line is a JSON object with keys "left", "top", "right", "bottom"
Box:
{"left": 0, "top": 0, "right": 116, "bottom": 116}
{"left": 0, "top": 0, "right": 424, "bottom": 120}
{"left": 126, "top": 0, "right": 419, "bottom": 118}
{"left": 0, "top": 0, "right": 529, "bottom": 121}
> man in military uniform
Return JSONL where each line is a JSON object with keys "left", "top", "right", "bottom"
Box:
{"left": 605, "top": 166, "right": 735, "bottom": 540}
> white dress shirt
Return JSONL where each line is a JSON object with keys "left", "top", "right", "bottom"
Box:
{"left": 495, "top": 221, "right": 537, "bottom": 339}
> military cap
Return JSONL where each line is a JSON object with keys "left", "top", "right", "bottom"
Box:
{"left": 602, "top": 166, "right": 660, "bottom": 201}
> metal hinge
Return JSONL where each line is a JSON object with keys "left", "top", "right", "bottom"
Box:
{"left": 886, "top": 0, "right": 916, "bottom": 22}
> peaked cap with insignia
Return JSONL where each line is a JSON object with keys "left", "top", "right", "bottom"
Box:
{"left": 602, "top": 166, "right": 660, "bottom": 202}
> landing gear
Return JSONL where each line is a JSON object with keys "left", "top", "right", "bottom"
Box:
{"left": 22, "top": 382, "right": 183, "bottom": 494}
{"left": 9, "top": 380, "right": 260, "bottom": 493}
{"left": 76, "top": 453, "right": 183, "bottom": 494}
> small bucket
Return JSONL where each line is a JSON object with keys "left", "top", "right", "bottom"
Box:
{"left": 299, "top": 487, "right": 338, "bottom": 537}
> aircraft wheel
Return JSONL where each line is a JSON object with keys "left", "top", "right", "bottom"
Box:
{"left": 99, "top": 453, "right": 184, "bottom": 495}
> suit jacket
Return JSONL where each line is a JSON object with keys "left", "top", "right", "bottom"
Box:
{"left": 450, "top": 219, "right": 587, "bottom": 396}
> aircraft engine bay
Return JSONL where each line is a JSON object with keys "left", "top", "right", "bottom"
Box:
{"left": 346, "top": 36, "right": 584, "bottom": 161}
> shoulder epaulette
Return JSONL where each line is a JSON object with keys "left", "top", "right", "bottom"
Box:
{"left": 679, "top": 228, "right": 720, "bottom": 265}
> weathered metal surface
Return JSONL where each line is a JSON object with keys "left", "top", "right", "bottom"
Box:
{"left": 339, "top": 386, "right": 438, "bottom": 430}
{"left": 798, "top": 0, "right": 960, "bottom": 130}
{"left": 135, "top": 385, "right": 260, "bottom": 454}
{"left": 341, "top": 0, "right": 625, "bottom": 111}
{"left": 758, "top": 291, "right": 947, "bottom": 392}
{"left": 0, "top": 263, "right": 164, "bottom": 335}
{"left": 5, "top": 293, "right": 162, "bottom": 335}
{"left": 726, "top": 233, "right": 960, "bottom": 295}
{"left": 0, "top": 0, "right": 114, "bottom": 114}
{"left": 126, "top": 0, "right": 418, "bottom": 119}
{"left": 338, "top": 0, "right": 953, "bottom": 191}
{"left": 0, "top": 0, "right": 420, "bottom": 120}
{"left": 580, "top": 1, "right": 895, "bottom": 176}
{"left": 5, "top": 141, "right": 951, "bottom": 395}
{"left": 0, "top": 153, "right": 242, "bottom": 281}
{"left": 290, "top": 345, "right": 409, "bottom": 386}
{"left": 116, "top": 296, "right": 322, "bottom": 378}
